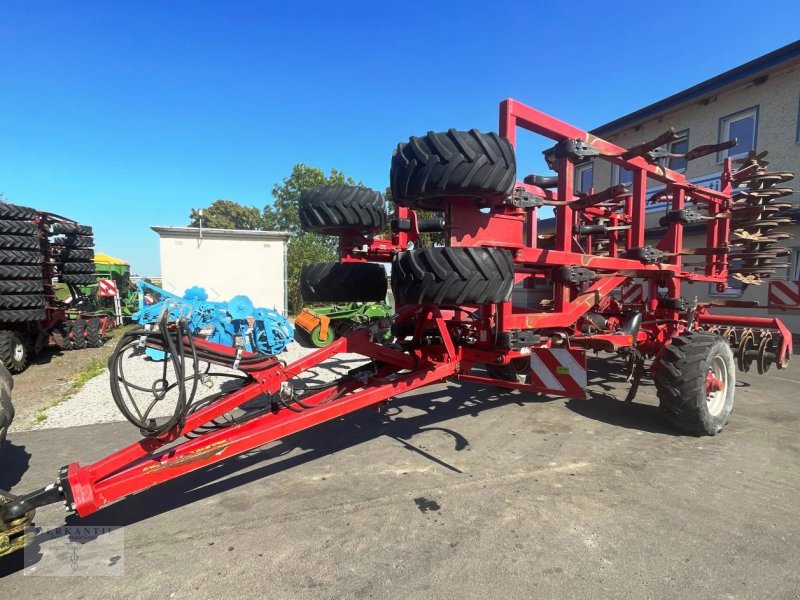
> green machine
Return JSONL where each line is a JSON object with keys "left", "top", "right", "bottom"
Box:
{"left": 295, "top": 301, "right": 392, "bottom": 347}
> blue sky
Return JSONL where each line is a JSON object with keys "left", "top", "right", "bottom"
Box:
{"left": 1, "top": 1, "right": 799, "bottom": 275}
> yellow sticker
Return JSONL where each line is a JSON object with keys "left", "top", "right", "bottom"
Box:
{"left": 556, "top": 366, "right": 570, "bottom": 375}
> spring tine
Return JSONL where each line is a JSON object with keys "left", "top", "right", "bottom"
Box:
{"left": 683, "top": 139, "right": 737, "bottom": 161}
{"left": 621, "top": 128, "right": 677, "bottom": 161}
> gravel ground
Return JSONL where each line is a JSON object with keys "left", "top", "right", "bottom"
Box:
{"left": 33, "top": 340, "right": 368, "bottom": 430}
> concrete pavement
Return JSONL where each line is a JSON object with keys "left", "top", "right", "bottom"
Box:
{"left": 1, "top": 358, "right": 799, "bottom": 599}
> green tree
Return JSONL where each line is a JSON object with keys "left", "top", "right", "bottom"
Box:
{"left": 189, "top": 200, "right": 265, "bottom": 230}
{"left": 266, "top": 164, "right": 363, "bottom": 314}
{"left": 187, "top": 166, "right": 367, "bottom": 315}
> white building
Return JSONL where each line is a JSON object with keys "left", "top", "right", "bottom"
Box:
{"left": 152, "top": 226, "right": 290, "bottom": 314}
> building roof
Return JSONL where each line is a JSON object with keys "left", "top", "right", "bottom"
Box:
{"left": 592, "top": 40, "right": 800, "bottom": 136}
{"left": 151, "top": 226, "right": 291, "bottom": 241}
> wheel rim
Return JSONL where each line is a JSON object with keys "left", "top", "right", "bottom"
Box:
{"left": 706, "top": 355, "right": 729, "bottom": 417}
{"left": 310, "top": 326, "right": 335, "bottom": 347}
{"left": 13, "top": 341, "right": 24, "bottom": 362}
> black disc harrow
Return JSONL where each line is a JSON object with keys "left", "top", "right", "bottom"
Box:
{"left": 729, "top": 151, "right": 795, "bottom": 286}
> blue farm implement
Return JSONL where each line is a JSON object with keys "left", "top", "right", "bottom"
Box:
{"left": 132, "top": 281, "right": 293, "bottom": 357}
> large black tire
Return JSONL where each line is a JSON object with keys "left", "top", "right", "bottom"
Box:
{"left": 0, "top": 203, "right": 37, "bottom": 220}
{"left": 300, "top": 262, "right": 387, "bottom": 303}
{"left": 390, "top": 129, "right": 516, "bottom": 210}
{"left": 0, "top": 265, "right": 42, "bottom": 279}
{"left": 52, "top": 236, "right": 94, "bottom": 248}
{"left": 299, "top": 186, "right": 386, "bottom": 235}
{"left": 54, "top": 320, "right": 72, "bottom": 351}
{"left": 61, "top": 262, "right": 95, "bottom": 274}
{"left": 0, "top": 362, "right": 14, "bottom": 449}
{"left": 0, "top": 220, "right": 37, "bottom": 235}
{"left": 654, "top": 332, "right": 736, "bottom": 435}
{"left": 60, "top": 274, "right": 96, "bottom": 285}
{"left": 0, "top": 280, "right": 45, "bottom": 294}
{"left": 392, "top": 247, "right": 514, "bottom": 305}
{"left": 0, "top": 309, "right": 46, "bottom": 322}
{"left": 0, "top": 331, "right": 30, "bottom": 373}
{"left": 71, "top": 319, "right": 87, "bottom": 349}
{"left": 0, "top": 295, "right": 45, "bottom": 309}
{"left": 51, "top": 223, "right": 92, "bottom": 235}
{"left": 0, "top": 250, "right": 42, "bottom": 264}
{"left": 85, "top": 317, "right": 102, "bottom": 348}
{"left": 51, "top": 247, "right": 94, "bottom": 261}
{"left": 0, "top": 235, "right": 40, "bottom": 250}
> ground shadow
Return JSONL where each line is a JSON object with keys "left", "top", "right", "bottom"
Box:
{"left": 26, "top": 349, "right": 63, "bottom": 368}
{"left": 0, "top": 442, "right": 31, "bottom": 490}
{"left": 566, "top": 391, "right": 679, "bottom": 436}
{"left": 1, "top": 354, "right": 686, "bottom": 574}
{"left": 0, "top": 379, "right": 552, "bottom": 576}
{"left": 566, "top": 356, "right": 680, "bottom": 435}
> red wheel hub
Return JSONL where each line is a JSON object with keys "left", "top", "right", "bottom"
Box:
{"left": 706, "top": 371, "right": 724, "bottom": 395}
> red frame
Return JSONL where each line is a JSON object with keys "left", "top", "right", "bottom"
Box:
{"left": 56, "top": 98, "right": 792, "bottom": 518}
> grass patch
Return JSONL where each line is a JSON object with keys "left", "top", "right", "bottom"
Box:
{"left": 33, "top": 356, "right": 109, "bottom": 424}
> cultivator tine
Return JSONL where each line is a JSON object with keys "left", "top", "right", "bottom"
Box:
{"left": 682, "top": 139, "right": 737, "bottom": 161}
{"left": 620, "top": 128, "right": 677, "bottom": 161}
{"left": 571, "top": 184, "right": 629, "bottom": 209}
{"left": 726, "top": 150, "right": 795, "bottom": 286}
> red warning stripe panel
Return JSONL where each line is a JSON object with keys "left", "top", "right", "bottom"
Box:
{"left": 621, "top": 283, "right": 644, "bottom": 305}
{"left": 526, "top": 348, "right": 587, "bottom": 399}
{"left": 97, "top": 279, "right": 118, "bottom": 297}
{"left": 768, "top": 280, "right": 800, "bottom": 309}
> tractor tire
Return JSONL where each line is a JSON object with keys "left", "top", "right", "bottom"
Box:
{"left": 52, "top": 248, "right": 94, "bottom": 261}
{"left": 60, "top": 274, "right": 96, "bottom": 285}
{"left": 85, "top": 318, "right": 102, "bottom": 348}
{"left": 390, "top": 129, "right": 516, "bottom": 210}
{"left": 392, "top": 247, "right": 514, "bottom": 306}
{"left": 0, "top": 203, "right": 37, "bottom": 220}
{"left": 299, "top": 186, "right": 387, "bottom": 235}
{"left": 0, "top": 331, "right": 30, "bottom": 373}
{"left": 61, "top": 262, "right": 95, "bottom": 274}
{"left": 0, "top": 265, "right": 42, "bottom": 279}
{"left": 0, "top": 295, "right": 45, "bottom": 309}
{"left": 0, "top": 280, "right": 45, "bottom": 294}
{"left": 52, "top": 236, "right": 94, "bottom": 248}
{"left": 0, "top": 235, "right": 40, "bottom": 250}
{"left": 0, "top": 361, "right": 14, "bottom": 449}
{"left": 654, "top": 332, "right": 736, "bottom": 435}
{"left": 300, "top": 262, "right": 387, "bottom": 303}
{"left": 51, "top": 223, "right": 92, "bottom": 235}
{"left": 0, "top": 309, "right": 46, "bottom": 322}
{"left": 0, "top": 220, "right": 37, "bottom": 235}
{"left": 0, "top": 250, "right": 42, "bottom": 264}
{"left": 71, "top": 319, "right": 87, "bottom": 349}
{"left": 53, "top": 320, "right": 72, "bottom": 351}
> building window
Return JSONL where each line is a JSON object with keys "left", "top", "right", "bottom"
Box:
{"left": 613, "top": 165, "right": 633, "bottom": 187}
{"left": 574, "top": 163, "right": 593, "bottom": 194}
{"left": 667, "top": 130, "right": 689, "bottom": 172}
{"left": 719, "top": 107, "right": 758, "bottom": 161}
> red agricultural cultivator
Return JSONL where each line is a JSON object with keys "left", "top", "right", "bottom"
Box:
{"left": 1, "top": 99, "right": 794, "bottom": 556}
